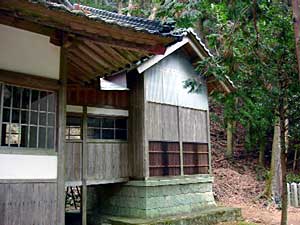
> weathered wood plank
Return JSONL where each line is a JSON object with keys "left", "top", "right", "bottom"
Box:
{"left": 65, "top": 142, "right": 82, "bottom": 182}
{"left": 86, "top": 143, "right": 129, "bottom": 182}
{"left": 146, "top": 102, "right": 179, "bottom": 142}
{"left": 0, "top": 69, "right": 59, "bottom": 91}
{"left": 179, "top": 107, "right": 208, "bottom": 143}
{"left": 0, "top": 182, "right": 57, "bottom": 225}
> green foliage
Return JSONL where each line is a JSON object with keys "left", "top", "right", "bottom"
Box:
{"left": 287, "top": 173, "right": 300, "bottom": 183}
{"left": 159, "top": 0, "right": 300, "bottom": 156}
{"left": 70, "top": 0, "right": 300, "bottom": 160}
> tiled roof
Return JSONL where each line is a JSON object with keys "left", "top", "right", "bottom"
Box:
{"left": 31, "top": 0, "right": 182, "bottom": 38}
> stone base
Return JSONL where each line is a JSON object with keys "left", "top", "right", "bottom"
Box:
{"left": 88, "top": 176, "right": 217, "bottom": 220}
{"left": 107, "top": 207, "right": 242, "bottom": 225}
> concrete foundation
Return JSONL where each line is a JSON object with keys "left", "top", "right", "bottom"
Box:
{"left": 88, "top": 176, "right": 216, "bottom": 220}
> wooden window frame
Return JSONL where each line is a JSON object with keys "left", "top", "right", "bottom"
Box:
{"left": 0, "top": 82, "right": 57, "bottom": 154}
{"left": 87, "top": 115, "right": 128, "bottom": 141}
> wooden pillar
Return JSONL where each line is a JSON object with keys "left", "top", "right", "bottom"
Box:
{"left": 206, "top": 109, "right": 212, "bottom": 175}
{"left": 177, "top": 106, "right": 184, "bottom": 176}
{"left": 57, "top": 47, "right": 67, "bottom": 225}
{"left": 81, "top": 106, "right": 88, "bottom": 225}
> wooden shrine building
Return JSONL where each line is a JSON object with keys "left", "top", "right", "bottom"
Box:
{"left": 0, "top": 1, "right": 238, "bottom": 225}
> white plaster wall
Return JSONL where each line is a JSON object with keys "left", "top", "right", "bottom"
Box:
{"left": 0, "top": 24, "right": 60, "bottom": 79}
{"left": 0, "top": 154, "right": 57, "bottom": 179}
{"left": 145, "top": 51, "right": 209, "bottom": 110}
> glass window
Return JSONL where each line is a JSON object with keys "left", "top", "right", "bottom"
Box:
{"left": 0, "top": 84, "right": 56, "bottom": 149}
{"left": 87, "top": 116, "right": 127, "bottom": 140}
{"left": 66, "top": 116, "right": 82, "bottom": 140}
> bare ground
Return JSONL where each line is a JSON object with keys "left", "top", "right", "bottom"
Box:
{"left": 213, "top": 156, "right": 300, "bottom": 225}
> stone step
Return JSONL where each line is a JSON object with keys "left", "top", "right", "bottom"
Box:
{"left": 107, "top": 207, "right": 242, "bottom": 225}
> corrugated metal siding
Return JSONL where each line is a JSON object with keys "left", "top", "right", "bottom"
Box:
{"left": 144, "top": 51, "right": 208, "bottom": 110}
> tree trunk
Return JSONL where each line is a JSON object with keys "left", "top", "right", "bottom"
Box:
{"left": 293, "top": 146, "right": 298, "bottom": 171}
{"left": 292, "top": 0, "right": 300, "bottom": 81}
{"left": 259, "top": 136, "right": 266, "bottom": 167}
{"left": 226, "top": 120, "right": 234, "bottom": 159}
{"left": 279, "top": 84, "right": 289, "bottom": 225}
{"left": 272, "top": 118, "right": 282, "bottom": 204}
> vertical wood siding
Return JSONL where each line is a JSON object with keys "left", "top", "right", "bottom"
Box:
{"left": 179, "top": 107, "right": 208, "bottom": 143}
{"left": 86, "top": 142, "right": 129, "bottom": 181}
{"left": 0, "top": 182, "right": 57, "bottom": 225}
{"left": 146, "top": 102, "right": 179, "bottom": 141}
{"left": 65, "top": 142, "right": 129, "bottom": 183}
{"left": 65, "top": 142, "right": 82, "bottom": 182}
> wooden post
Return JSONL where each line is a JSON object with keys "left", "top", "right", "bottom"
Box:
{"left": 206, "top": 109, "right": 212, "bottom": 175}
{"left": 81, "top": 106, "right": 88, "bottom": 225}
{"left": 57, "top": 47, "right": 67, "bottom": 225}
{"left": 177, "top": 107, "right": 184, "bottom": 176}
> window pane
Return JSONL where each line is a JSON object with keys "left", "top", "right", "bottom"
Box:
{"left": 3, "top": 85, "right": 12, "bottom": 107}
{"left": 40, "top": 91, "right": 48, "bottom": 111}
{"left": 38, "top": 127, "right": 46, "bottom": 148}
{"left": 88, "top": 117, "right": 100, "bottom": 127}
{"left": 20, "top": 126, "right": 28, "bottom": 147}
{"left": 115, "top": 129, "right": 127, "bottom": 140}
{"left": 31, "top": 90, "right": 39, "bottom": 110}
{"left": 48, "top": 113, "right": 55, "bottom": 127}
{"left": 70, "top": 127, "right": 81, "bottom": 136}
{"left": 48, "top": 93, "right": 55, "bottom": 112}
{"left": 47, "top": 128, "right": 54, "bottom": 149}
{"left": 30, "top": 111, "right": 38, "bottom": 125}
{"left": 21, "top": 111, "right": 29, "bottom": 124}
{"left": 3, "top": 108, "right": 10, "bottom": 122}
{"left": 87, "top": 128, "right": 100, "bottom": 139}
{"left": 22, "top": 89, "right": 30, "bottom": 109}
{"left": 39, "top": 113, "right": 46, "bottom": 126}
{"left": 67, "top": 116, "right": 82, "bottom": 126}
{"left": 102, "top": 129, "right": 114, "bottom": 139}
{"left": 12, "top": 87, "right": 21, "bottom": 108}
{"left": 102, "top": 118, "right": 114, "bottom": 128}
{"left": 0, "top": 84, "right": 56, "bottom": 150}
{"left": 1, "top": 124, "right": 7, "bottom": 146}
{"left": 29, "top": 126, "right": 37, "bottom": 148}
{"left": 115, "top": 119, "right": 127, "bottom": 129}
{"left": 10, "top": 134, "right": 20, "bottom": 146}
{"left": 12, "top": 110, "right": 20, "bottom": 123}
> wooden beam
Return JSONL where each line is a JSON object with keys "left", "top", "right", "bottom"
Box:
{"left": 98, "top": 44, "right": 132, "bottom": 66}
{"left": 68, "top": 53, "right": 96, "bottom": 76}
{"left": 0, "top": 69, "right": 59, "bottom": 91}
{"left": 68, "top": 61, "right": 96, "bottom": 81}
{"left": 57, "top": 46, "right": 68, "bottom": 225}
{"left": 83, "top": 41, "right": 124, "bottom": 69}
{"left": 0, "top": 12, "right": 53, "bottom": 36}
{"left": 77, "top": 43, "right": 114, "bottom": 69}
{"left": 69, "top": 48, "right": 106, "bottom": 74}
